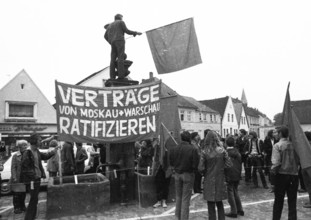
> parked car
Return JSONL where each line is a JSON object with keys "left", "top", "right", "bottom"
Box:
{"left": 0, "top": 149, "right": 50, "bottom": 195}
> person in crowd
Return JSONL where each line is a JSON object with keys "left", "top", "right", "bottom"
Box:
{"left": 224, "top": 136, "right": 244, "bottom": 218}
{"left": 271, "top": 126, "right": 299, "bottom": 220}
{"left": 153, "top": 137, "right": 173, "bottom": 208}
{"left": 301, "top": 131, "right": 311, "bottom": 208}
{"left": 61, "top": 142, "right": 75, "bottom": 176}
{"left": 269, "top": 128, "right": 280, "bottom": 193}
{"left": 263, "top": 130, "right": 275, "bottom": 178}
{"left": 46, "top": 140, "right": 59, "bottom": 177}
{"left": 170, "top": 131, "right": 199, "bottom": 220}
{"left": 10, "top": 140, "right": 28, "bottom": 214}
{"left": 199, "top": 130, "right": 232, "bottom": 220}
{"left": 138, "top": 140, "right": 154, "bottom": 174}
{"left": 235, "top": 129, "right": 249, "bottom": 183}
{"left": 104, "top": 14, "right": 142, "bottom": 80}
{"left": 75, "top": 142, "right": 88, "bottom": 175}
{"left": 191, "top": 132, "right": 203, "bottom": 194}
{"left": 245, "top": 131, "right": 268, "bottom": 189}
{"left": 85, "top": 143, "right": 100, "bottom": 173}
{"left": 21, "top": 134, "right": 59, "bottom": 220}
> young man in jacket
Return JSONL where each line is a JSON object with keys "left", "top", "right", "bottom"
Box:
{"left": 170, "top": 131, "right": 199, "bottom": 220}
{"left": 21, "top": 134, "right": 59, "bottom": 220}
{"left": 245, "top": 131, "right": 268, "bottom": 189}
{"left": 271, "top": 126, "right": 299, "bottom": 220}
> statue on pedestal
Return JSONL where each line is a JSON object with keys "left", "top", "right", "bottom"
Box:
{"left": 104, "top": 14, "right": 142, "bottom": 80}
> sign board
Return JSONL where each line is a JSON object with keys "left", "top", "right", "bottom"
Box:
{"left": 55, "top": 81, "right": 161, "bottom": 143}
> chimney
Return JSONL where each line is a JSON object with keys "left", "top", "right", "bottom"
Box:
{"left": 149, "top": 72, "right": 154, "bottom": 79}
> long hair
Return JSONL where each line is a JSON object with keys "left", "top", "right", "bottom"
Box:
{"left": 203, "top": 130, "right": 220, "bottom": 153}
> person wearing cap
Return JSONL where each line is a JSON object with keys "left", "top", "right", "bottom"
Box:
{"left": 191, "top": 132, "right": 202, "bottom": 194}
{"left": 11, "top": 140, "right": 28, "bottom": 214}
{"left": 47, "top": 140, "right": 59, "bottom": 177}
{"left": 21, "top": 134, "right": 60, "bottom": 220}
{"left": 104, "top": 14, "right": 142, "bottom": 80}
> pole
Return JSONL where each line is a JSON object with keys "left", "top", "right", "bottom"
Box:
{"left": 58, "top": 147, "right": 62, "bottom": 185}
{"left": 161, "top": 123, "right": 178, "bottom": 145}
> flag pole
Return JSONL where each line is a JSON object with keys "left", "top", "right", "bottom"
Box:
{"left": 146, "top": 17, "right": 194, "bottom": 33}
{"left": 124, "top": 17, "right": 194, "bottom": 40}
{"left": 161, "top": 122, "right": 178, "bottom": 145}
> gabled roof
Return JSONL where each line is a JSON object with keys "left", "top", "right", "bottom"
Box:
{"left": 199, "top": 96, "right": 229, "bottom": 117}
{"left": 0, "top": 69, "right": 53, "bottom": 106}
{"left": 76, "top": 67, "right": 109, "bottom": 85}
{"left": 183, "top": 96, "right": 219, "bottom": 114}
{"left": 291, "top": 99, "right": 311, "bottom": 124}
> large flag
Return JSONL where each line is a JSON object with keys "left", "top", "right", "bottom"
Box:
{"left": 281, "top": 83, "right": 311, "bottom": 169}
{"left": 146, "top": 18, "right": 202, "bottom": 74}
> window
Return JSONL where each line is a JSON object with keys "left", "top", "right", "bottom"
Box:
{"left": 203, "top": 113, "right": 207, "bottom": 121}
{"left": 5, "top": 102, "right": 37, "bottom": 121}
{"left": 228, "top": 113, "right": 230, "bottom": 122}
{"left": 187, "top": 111, "right": 192, "bottom": 121}
{"left": 210, "top": 114, "right": 213, "bottom": 122}
{"left": 230, "top": 128, "right": 232, "bottom": 135}
{"left": 214, "top": 115, "right": 216, "bottom": 122}
{"left": 180, "top": 110, "right": 185, "bottom": 121}
{"left": 232, "top": 114, "right": 234, "bottom": 122}
{"left": 199, "top": 113, "right": 202, "bottom": 121}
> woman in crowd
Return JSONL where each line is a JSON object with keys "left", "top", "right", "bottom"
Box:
{"left": 10, "top": 140, "right": 28, "bottom": 214}
{"left": 199, "top": 130, "right": 232, "bottom": 220}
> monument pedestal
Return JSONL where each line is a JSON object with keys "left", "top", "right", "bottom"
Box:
{"left": 105, "top": 79, "right": 139, "bottom": 87}
{"left": 104, "top": 79, "right": 138, "bottom": 204}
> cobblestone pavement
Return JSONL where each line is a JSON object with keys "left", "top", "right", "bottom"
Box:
{"left": 1, "top": 180, "right": 311, "bottom": 220}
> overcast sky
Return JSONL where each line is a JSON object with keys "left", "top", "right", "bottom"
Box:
{"left": 1, "top": 0, "right": 311, "bottom": 120}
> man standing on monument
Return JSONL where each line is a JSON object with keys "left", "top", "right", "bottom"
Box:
{"left": 104, "top": 14, "right": 142, "bottom": 80}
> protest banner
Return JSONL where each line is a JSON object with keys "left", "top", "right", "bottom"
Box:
{"left": 55, "top": 80, "right": 161, "bottom": 143}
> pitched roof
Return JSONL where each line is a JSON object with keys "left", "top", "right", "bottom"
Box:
{"left": 178, "top": 95, "right": 198, "bottom": 109}
{"left": 199, "top": 96, "right": 229, "bottom": 117}
{"left": 183, "top": 96, "right": 219, "bottom": 114}
{"left": 76, "top": 67, "right": 109, "bottom": 85}
{"left": 291, "top": 100, "right": 311, "bottom": 124}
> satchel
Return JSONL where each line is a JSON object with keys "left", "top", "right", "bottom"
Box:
{"left": 11, "top": 183, "right": 26, "bottom": 192}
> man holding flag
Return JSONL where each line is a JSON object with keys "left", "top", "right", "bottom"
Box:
{"left": 104, "top": 14, "right": 142, "bottom": 80}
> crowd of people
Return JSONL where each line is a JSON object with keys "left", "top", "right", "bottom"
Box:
{"left": 0, "top": 134, "right": 110, "bottom": 220}
{"left": 1, "top": 126, "right": 311, "bottom": 219}
{"left": 168, "top": 126, "right": 311, "bottom": 220}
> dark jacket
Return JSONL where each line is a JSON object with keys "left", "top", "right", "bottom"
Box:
{"left": 169, "top": 141, "right": 199, "bottom": 174}
{"left": 11, "top": 151, "right": 23, "bottom": 182}
{"left": 75, "top": 148, "right": 88, "bottom": 174}
{"left": 21, "top": 148, "right": 55, "bottom": 183}
{"left": 225, "top": 147, "right": 242, "bottom": 182}
{"left": 139, "top": 146, "right": 154, "bottom": 168}
{"left": 199, "top": 147, "right": 228, "bottom": 201}
{"left": 104, "top": 20, "right": 137, "bottom": 44}
{"left": 235, "top": 136, "right": 247, "bottom": 155}
{"left": 245, "top": 138, "right": 264, "bottom": 157}
{"left": 61, "top": 143, "right": 75, "bottom": 175}
{"left": 262, "top": 137, "right": 276, "bottom": 157}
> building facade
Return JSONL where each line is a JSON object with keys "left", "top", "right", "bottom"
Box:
{"left": 0, "top": 70, "right": 57, "bottom": 147}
